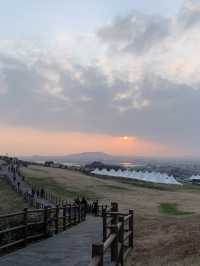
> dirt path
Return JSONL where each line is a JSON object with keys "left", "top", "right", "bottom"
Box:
{"left": 0, "top": 216, "right": 106, "bottom": 266}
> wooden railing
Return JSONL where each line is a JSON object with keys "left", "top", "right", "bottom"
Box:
{"left": 19, "top": 169, "right": 66, "bottom": 207}
{"left": 87, "top": 204, "right": 109, "bottom": 217}
{"left": 90, "top": 203, "right": 134, "bottom": 266}
{"left": 0, "top": 204, "right": 86, "bottom": 254}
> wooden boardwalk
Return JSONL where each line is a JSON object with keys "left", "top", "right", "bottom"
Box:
{"left": 0, "top": 216, "right": 104, "bottom": 266}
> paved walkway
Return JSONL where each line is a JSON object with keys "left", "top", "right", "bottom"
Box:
{"left": 1, "top": 165, "right": 54, "bottom": 207}
{"left": 0, "top": 163, "right": 110, "bottom": 265}
{"left": 0, "top": 216, "right": 107, "bottom": 266}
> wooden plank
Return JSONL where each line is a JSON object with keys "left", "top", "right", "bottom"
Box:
{"left": 0, "top": 211, "right": 24, "bottom": 219}
{"left": 27, "top": 222, "right": 45, "bottom": 227}
{"left": 129, "top": 210, "right": 134, "bottom": 248}
{"left": 0, "top": 225, "right": 25, "bottom": 235}
{"left": 110, "top": 224, "right": 119, "bottom": 263}
{"left": 27, "top": 233, "right": 44, "bottom": 241}
{"left": 124, "top": 231, "right": 132, "bottom": 242}
{"left": 103, "top": 234, "right": 116, "bottom": 252}
{"left": 0, "top": 239, "right": 25, "bottom": 250}
{"left": 89, "top": 256, "right": 101, "bottom": 266}
{"left": 27, "top": 209, "right": 45, "bottom": 214}
{"left": 55, "top": 205, "right": 59, "bottom": 234}
{"left": 123, "top": 247, "right": 131, "bottom": 260}
{"left": 91, "top": 243, "right": 104, "bottom": 266}
{"left": 43, "top": 207, "right": 48, "bottom": 237}
{"left": 23, "top": 208, "right": 28, "bottom": 246}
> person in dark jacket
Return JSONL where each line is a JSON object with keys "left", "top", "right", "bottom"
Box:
{"left": 17, "top": 181, "right": 20, "bottom": 192}
{"left": 81, "top": 197, "right": 88, "bottom": 213}
{"left": 93, "top": 200, "right": 99, "bottom": 216}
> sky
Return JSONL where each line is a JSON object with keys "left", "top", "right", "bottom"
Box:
{"left": 0, "top": 0, "right": 200, "bottom": 157}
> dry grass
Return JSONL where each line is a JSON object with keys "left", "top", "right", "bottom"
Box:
{"left": 21, "top": 165, "right": 200, "bottom": 265}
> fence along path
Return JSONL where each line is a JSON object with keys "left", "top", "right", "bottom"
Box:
{"left": 0, "top": 160, "right": 135, "bottom": 265}
{"left": 0, "top": 216, "right": 103, "bottom": 266}
{"left": 0, "top": 204, "right": 86, "bottom": 254}
{"left": 1, "top": 164, "right": 54, "bottom": 209}
{"left": 90, "top": 203, "right": 134, "bottom": 266}
{"left": 0, "top": 203, "right": 134, "bottom": 266}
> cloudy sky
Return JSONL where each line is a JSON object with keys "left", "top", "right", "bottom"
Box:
{"left": 0, "top": 0, "right": 200, "bottom": 157}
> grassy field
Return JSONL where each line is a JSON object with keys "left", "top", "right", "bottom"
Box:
{"left": 20, "top": 165, "right": 200, "bottom": 265}
{"left": 0, "top": 177, "right": 27, "bottom": 214}
{"left": 159, "top": 202, "right": 194, "bottom": 216}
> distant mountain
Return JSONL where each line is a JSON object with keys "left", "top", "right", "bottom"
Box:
{"left": 20, "top": 152, "right": 143, "bottom": 165}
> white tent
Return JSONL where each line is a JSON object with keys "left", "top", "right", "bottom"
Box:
{"left": 91, "top": 168, "right": 181, "bottom": 185}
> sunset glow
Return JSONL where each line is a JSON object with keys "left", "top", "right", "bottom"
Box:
{"left": 0, "top": 126, "right": 191, "bottom": 157}
{"left": 123, "top": 136, "right": 128, "bottom": 141}
{"left": 0, "top": 1, "right": 199, "bottom": 157}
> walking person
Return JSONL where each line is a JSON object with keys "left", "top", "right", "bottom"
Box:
{"left": 40, "top": 188, "right": 45, "bottom": 198}
{"left": 17, "top": 181, "right": 20, "bottom": 192}
{"left": 13, "top": 173, "right": 16, "bottom": 183}
{"left": 93, "top": 200, "right": 99, "bottom": 216}
{"left": 81, "top": 197, "right": 88, "bottom": 213}
{"left": 32, "top": 188, "right": 35, "bottom": 197}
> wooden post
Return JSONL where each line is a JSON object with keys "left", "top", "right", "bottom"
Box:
{"left": 68, "top": 204, "right": 71, "bottom": 226}
{"left": 63, "top": 205, "right": 67, "bottom": 231}
{"left": 74, "top": 206, "right": 77, "bottom": 224}
{"left": 129, "top": 210, "right": 134, "bottom": 248}
{"left": 111, "top": 202, "right": 118, "bottom": 212}
{"left": 78, "top": 205, "right": 81, "bottom": 223}
{"left": 111, "top": 224, "right": 119, "bottom": 263}
{"left": 44, "top": 207, "right": 49, "bottom": 237}
{"left": 92, "top": 243, "right": 104, "bottom": 266}
{"left": 111, "top": 213, "right": 118, "bottom": 227}
{"left": 23, "top": 208, "right": 28, "bottom": 246}
{"left": 101, "top": 205, "right": 103, "bottom": 217}
{"left": 55, "top": 205, "right": 59, "bottom": 234}
{"left": 80, "top": 205, "right": 83, "bottom": 221}
{"left": 102, "top": 209, "right": 107, "bottom": 242}
{"left": 119, "top": 216, "right": 125, "bottom": 266}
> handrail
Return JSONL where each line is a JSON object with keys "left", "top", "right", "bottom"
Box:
{"left": 104, "top": 234, "right": 116, "bottom": 252}
{"left": 123, "top": 214, "right": 132, "bottom": 222}
{"left": 105, "top": 211, "right": 128, "bottom": 216}
{"left": 0, "top": 211, "right": 24, "bottom": 219}
{"left": 0, "top": 203, "right": 87, "bottom": 253}
{"left": 90, "top": 203, "right": 134, "bottom": 266}
{"left": 106, "top": 222, "right": 122, "bottom": 230}
{"left": 0, "top": 225, "right": 25, "bottom": 235}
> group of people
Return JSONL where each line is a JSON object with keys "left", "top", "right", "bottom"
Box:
{"left": 8, "top": 161, "right": 100, "bottom": 215}
{"left": 31, "top": 188, "right": 45, "bottom": 198}
{"left": 8, "top": 164, "right": 21, "bottom": 192}
{"left": 73, "top": 197, "right": 99, "bottom": 216}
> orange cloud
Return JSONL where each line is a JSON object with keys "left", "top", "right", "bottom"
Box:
{"left": 0, "top": 126, "right": 189, "bottom": 157}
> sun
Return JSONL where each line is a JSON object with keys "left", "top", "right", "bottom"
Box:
{"left": 123, "top": 136, "right": 128, "bottom": 141}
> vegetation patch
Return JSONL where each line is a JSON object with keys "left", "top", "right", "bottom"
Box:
{"left": 0, "top": 177, "right": 27, "bottom": 214}
{"left": 159, "top": 203, "right": 194, "bottom": 216}
{"left": 98, "top": 175, "right": 179, "bottom": 191}
{"left": 100, "top": 184, "right": 132, "bottom": 191}
{"left": 21, "top": 167, "right": 97, "bottom": 200}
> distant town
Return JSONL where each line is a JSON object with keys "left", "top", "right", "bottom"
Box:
{"left": 4, "top": 151, "right": 200, "bottom": 184}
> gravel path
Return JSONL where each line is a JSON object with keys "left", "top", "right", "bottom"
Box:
{"left": 0, "top": 216, "right": 105, "bottom": 266}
